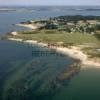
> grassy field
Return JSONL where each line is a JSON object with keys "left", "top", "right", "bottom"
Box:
{"left": 9, "top": 30, "right": 100, "bottom": 45}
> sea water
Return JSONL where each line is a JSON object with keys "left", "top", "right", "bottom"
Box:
{"left": 0, "top": 6, "right": 100, "bottom": 100}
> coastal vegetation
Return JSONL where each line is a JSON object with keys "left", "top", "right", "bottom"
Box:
{"left": 9, "top": 30, "right": 100, "bottom": 44}
{"left": 19, "top": 15, "right": 100, "bottom": 34}
{"left": 11, "top": 15, "right": 99, "bottom": 36}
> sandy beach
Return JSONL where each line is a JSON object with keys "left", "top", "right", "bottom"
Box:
{"left": 16, "top": 24, "right": 38, "bottom": 30}
{"left": 8, "top": 38, "right": 100, "bottom": 69}
{"left": 8, "top": 38, "right": 23, "bottom": 42}
{"left": 56, "top": 47, "right": 100, "bottom": 68}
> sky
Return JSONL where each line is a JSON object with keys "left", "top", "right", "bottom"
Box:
{"left": 0, "top": 0, "right": 100, "bottom": 6}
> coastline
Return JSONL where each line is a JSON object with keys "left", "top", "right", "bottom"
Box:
{"left": 8, "top": 37, "right": 100, "bottom": 69}
{"left": 16, "top": 24, "right": 38, "bottom": 30}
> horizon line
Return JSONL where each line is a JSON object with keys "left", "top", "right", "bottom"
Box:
{"left": 0, "top": 5, "right": 100, "bottom": 7}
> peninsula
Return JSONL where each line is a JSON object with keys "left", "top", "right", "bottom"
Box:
{"left": 7, "top": 15, "right": 100, "bottom": 68}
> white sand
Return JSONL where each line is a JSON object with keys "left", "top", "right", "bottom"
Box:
{"left": 10, "top": 32, "right": 18, "bottom": 36}
{"left": 16, "top": 24, "right": 38, "bottom": 30}
{"left": 56, "top": 47, "right": 100, "bottom": 68}
{"left": 24, "top": 40, "right": 38, "bottom": 44}
{"left": 8, "top": 38, "right": 23, "bottom": 42}
{"left": 24, "top": 40, "right": 48, "bottom": 47}
{"left": 8, "top": 38, "right": 100, "bottom": 68}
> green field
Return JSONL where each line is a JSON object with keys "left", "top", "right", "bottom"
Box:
{"left": 9, "top": 30, "right": 100, "bottom": 45}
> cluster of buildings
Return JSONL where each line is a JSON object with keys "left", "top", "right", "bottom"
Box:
{"left": 19, "top": 16, "right": 100, "bottom": 34}
{"left": 42, "top": 17, "right": 100, "bottom": 34}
